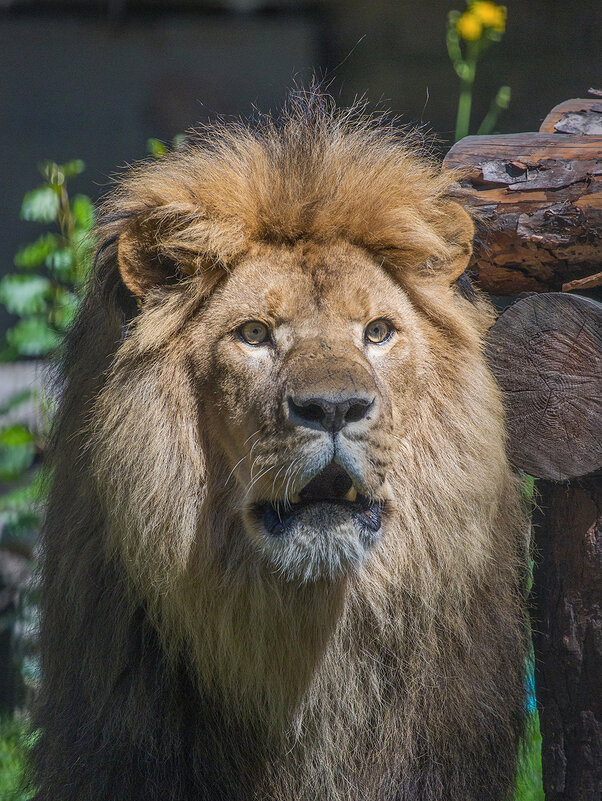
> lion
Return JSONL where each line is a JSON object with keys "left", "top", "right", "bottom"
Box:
{"left": 32, "top": 94, "right": 529, "bottom": 801}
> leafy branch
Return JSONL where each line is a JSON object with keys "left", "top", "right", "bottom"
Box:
{"left": 0, "top": 161, "right": 95, "bottom": 553}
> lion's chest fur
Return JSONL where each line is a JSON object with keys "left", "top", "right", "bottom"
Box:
{"left": 187, "top": 580, "right": 412, "bottom": 801}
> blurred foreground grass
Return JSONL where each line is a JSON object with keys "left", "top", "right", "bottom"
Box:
{"left": 1, "top": 712, "right": 545, "bottom": 800}
{"left": 516, "top": 712, "right": 545, "bottom": 801}
{"left": 0, "top": 717, "right": 36, "bottom": 801}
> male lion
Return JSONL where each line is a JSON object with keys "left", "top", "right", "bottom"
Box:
{"left": 34, "top": 95, "right": 528, "bottom": 801}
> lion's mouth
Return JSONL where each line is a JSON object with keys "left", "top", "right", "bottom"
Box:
{"left": 255, "top": 462, "right": 382, "bottom": 537}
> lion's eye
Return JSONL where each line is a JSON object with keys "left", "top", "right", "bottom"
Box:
{"left": 239, "top": 321, "right": 270, "bottom": 346}
{"left": 364, "top": 319, "right": 393, "bottom": 345}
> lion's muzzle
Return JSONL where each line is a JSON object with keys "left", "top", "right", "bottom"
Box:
{"left": 242, "top": 340, "right": 387, "bottom": 580}
{"left": 248, "top": 453, "right": 385, "bottom": 583}
{"left": 287, "top": 395, "right": 374, "bottom": 434}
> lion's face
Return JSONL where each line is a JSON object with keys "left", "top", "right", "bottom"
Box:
{"left": 184, "top": 239, "right": 427, "bottom": 581}
{"left": 93, "top": 108, "right": 502, "bottom": 597}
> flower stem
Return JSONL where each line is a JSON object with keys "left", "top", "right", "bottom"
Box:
{"left": 477, "top": 85, "right": 511, "bottom": 135}
{"left": 454, "top": 43, "right": 478, "bottom": 141}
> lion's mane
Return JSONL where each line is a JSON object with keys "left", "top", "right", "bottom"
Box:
{"left": 33, "top": 94, "right": 529, "bottom": 801}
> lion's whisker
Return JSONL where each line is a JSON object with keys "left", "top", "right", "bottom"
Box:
{"left": 245, "top": 463, "right": 277, "bottom": 498}
{"left": 224, "top": 430, "right": 262, "bottom": 488}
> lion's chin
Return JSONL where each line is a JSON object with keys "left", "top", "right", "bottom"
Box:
{"left": 247, "top": 500, "right": 382, "bottom": 583}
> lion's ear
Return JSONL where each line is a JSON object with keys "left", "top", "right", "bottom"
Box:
{"left": 117, "top": 214, "right": 197, "bottom": 298}
{"left": 117, "top": 209, "right": 247, "bottom": 299}
{"left": 427, "top": 200, "right": 474, "bottom": 283}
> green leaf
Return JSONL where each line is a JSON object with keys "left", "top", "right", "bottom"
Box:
{"left": 0, "top": 485, "right": 36, "bottom": 514}
{"left": 147, "top": 138, "right": 167, "bottom": 158}
{"left": 0, "top": 468, "right": 45, "bottom": 514}
{"left": 21, "top": 186, "right": 59, "bottom": 223}
{"left": 6, "top": 318, "right": 61, "bottom": 357}
{"left": 52, "top": 289, "right": 79, "bottom": 331}
{"left": 0, "top": 275, "right": 51, "bottom": 316}
{"left": 45, "top": 247, "right": 75, "bottom": 280}
{"left": 14, "top": 233, "right": 60, "bottom": 269}
{"left": 39, "top": 160, "right": 63, "bottom": 185}
{"left": 0, "top": 475, "right": 43, "bottom": 516}
{"left": 0, "top": 424, "right": 35, "bottom": 482}
{"left": 60, "top": 159, "right": 85, "bottom": 178}
{"left": 0, "top": 424, "right": 34, "bottom": 448}
{"left": 72, "top": 194, "right": 94, "bottom": 230}
{"left": 1, "top": 510, "right": 41, "bottom": 544}
{"left": 0, "top": 715, "right": 39, "bottom": 800}
{"left": 0, "top": 342, "right": 20, "bottom": 363}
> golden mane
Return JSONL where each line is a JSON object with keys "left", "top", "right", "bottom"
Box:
{"left": 100, "top": 93, "right": 471, "bottom": 299}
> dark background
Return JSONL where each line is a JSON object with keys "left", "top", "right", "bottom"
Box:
{"left": 1, "top": 0, "right": 601, "bottom": 332}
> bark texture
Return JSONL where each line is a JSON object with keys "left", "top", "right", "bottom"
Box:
{"left": 444, "top": 132, "right": 602, "bottom": 294}
{"left": 532, "top": 479, "right": 602, "bottom": 801}
{"left": 540, "top": 98, "right": 602, "bottom": 136}
{"left": 450, "top": 98, "right": 602, "bottom": 800}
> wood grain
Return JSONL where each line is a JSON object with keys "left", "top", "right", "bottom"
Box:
{"left": 563, "top": 270, "right": 602, "bottom": 292}
{"left": 487, "top": 293, "right": 602, "bottom": 480}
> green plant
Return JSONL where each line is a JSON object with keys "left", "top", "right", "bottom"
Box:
{"left": 446, "top": 1, "right": 511, "bottom": 141}
{"left": 147, "top": 134, "right": 187, "bottom": 158}
{"left": 0, "top": 716, "right": 36, "bottom": 800}
{"left": 0, "top": 162, "right": 95, "bottom": 717}
{"left": 1, "top": 159, "right": 94, "bottom": 361}
{"left": 515, "top": 711, "right": 545, "bottom": 801}
{"left": 0, "top": 160, "right": 94, "bottom": 549}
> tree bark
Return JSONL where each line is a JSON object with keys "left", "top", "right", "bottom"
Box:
{"left": 532, "top": 478, "right": 602, "bottom": 801}
{"left": 444, "top": 133, "right": 602, "bottom": 294}
{"left": 540, "top": 98, "right": 602, "bottom": 136}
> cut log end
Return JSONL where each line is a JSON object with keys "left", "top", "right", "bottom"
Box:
{"left": 487, "top": 293, "right": 602, "bottom": 480}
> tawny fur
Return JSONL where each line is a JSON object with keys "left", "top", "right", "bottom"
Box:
{"left": 33, "top": 94, "right": 528, "bottom": 801}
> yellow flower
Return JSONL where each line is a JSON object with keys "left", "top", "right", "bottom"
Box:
{"left": 471, "top": 1, "right": 507, "bottom": 32}
{"left": 456, "top": 12, "right": 483, "bottom": 41}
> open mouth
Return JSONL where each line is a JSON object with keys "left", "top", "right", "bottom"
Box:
{"left": 254, "top": 462, "right": 382, "bottom": 537}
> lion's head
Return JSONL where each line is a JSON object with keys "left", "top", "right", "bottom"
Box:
{"left": 91, "top": 98, "right": 505, "bottom": 596}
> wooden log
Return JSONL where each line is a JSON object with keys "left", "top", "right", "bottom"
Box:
{"left": 563, "top": 270, "right": 602, "bottom": 292}
{"left": 532, "top": 478, "right": 602, "bottom": 801}
{"left": 455, "top": 99, "right": 602, "bottom": 801}
{"left": 487, "top": 293, "right": 602, "bottom": 480}
{"left": 540, "top": 98, "right": 602, "bottom": 136}
{"left": 444, "top": 133, "right": 602, "bottom": 294}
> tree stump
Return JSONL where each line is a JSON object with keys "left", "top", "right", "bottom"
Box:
{"left": 487, "top": 292, "right": 601, "bottom": 798}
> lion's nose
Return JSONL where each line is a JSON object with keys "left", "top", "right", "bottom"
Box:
{"left": 287, "top": 395, "right": 374, "bottom": 434}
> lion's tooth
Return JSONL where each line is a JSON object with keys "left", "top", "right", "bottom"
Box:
{"left": 291, "top": 494, "right": 301, "bottom": 504}
{"left": 345, "top": 486, "right": 357, "bottom": 502}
